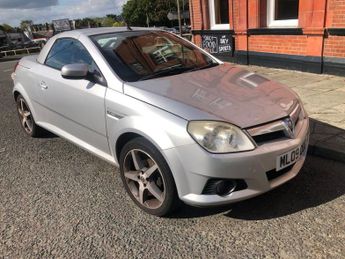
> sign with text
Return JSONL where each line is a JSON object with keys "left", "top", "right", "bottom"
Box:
{"left": 201, "top": 33, "right": 234, "bottom": 57}
{"left": 52, "top": 19, "right": 71, "bottom": 32}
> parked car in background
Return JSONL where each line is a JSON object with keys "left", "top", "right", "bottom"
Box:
{"left": 0, "top": 29, "right": 10, "bottom": 52}
{"left": 0, "top": 32, "right": 40, "bottom": 51}
{"left": 30, "top": 32, "right": 49, "bottom": 48}
{"left": 173, "top": 25, "right": 191, "bottom": 34}
{"left": 31, "top": 38, "right": 47, "bottom": 48}
{"left": 12, "top": 27, "right": 309, "bottom": 216}
{"left": 7, "top": 33, "right": 35, "bottom": 49}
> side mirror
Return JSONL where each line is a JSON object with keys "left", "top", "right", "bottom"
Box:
{"left": 61, "top": 63, "right": 89, "bottom": 79}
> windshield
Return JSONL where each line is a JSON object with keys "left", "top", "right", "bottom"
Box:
{"left": 90, "top": 30, "right": 218, "bottom": 82}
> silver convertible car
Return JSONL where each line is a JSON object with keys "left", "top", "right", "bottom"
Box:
{"left": 12, "top": 27, "right": 309, "bottom": 216}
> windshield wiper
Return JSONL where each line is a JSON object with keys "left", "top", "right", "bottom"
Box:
{"left": 139, "top": 65, "right": 192, "bottom": 81}
{"left": 139, "top": 62, "right": 219, "bottom": 81}
{"left": 187, "top": 62, "right": 219, "bottom": 73}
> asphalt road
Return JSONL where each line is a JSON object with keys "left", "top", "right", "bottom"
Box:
{"left": 1, "top": 60, "right": 345, "bottom": 258}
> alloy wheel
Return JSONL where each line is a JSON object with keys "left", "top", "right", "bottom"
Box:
{"left": 123, "top": 149, "right": 166, "bottom": 209}
{"left": 17, "top": 98, "right": 33, "bottom": 134}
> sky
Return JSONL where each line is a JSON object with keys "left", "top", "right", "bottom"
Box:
{"left": 0, "top": 0, "right": 127, "bottom": 26}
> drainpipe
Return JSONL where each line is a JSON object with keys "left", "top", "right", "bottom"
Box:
{"left": 190, "top": 0, "right": 194, "bottom": 29}
{"left": 200, "top": 0, "right": 204, "bottom": 30}
{"left": 320, "top": 0, "right": 328, "bottom": 73}
{"left": 246, "top": 0, "right": 249, "bottom": 64}
{"left": 177, "top": 0, "right": 182, "bottom": 36}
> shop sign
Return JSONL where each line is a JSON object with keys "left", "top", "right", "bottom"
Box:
{"left": 52, "top": 19, "right": 71, "bottom": 32}
{"left": 201, "top": 33, "right": 234, "bottom": 57}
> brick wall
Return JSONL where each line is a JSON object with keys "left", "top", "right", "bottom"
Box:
{"left": 232, "top": 0, "right": 239, "bottom": 29}
{"left": 324, "top": 0, "right": 345, "bottom": 59}
{"left": 193, "top": 34, "right": 202, "bottom": 47}
{"left": 326, "top": 0, "right": 345, "bottom": 27}
{"left": 190, "top": 0, "right": 202, "bottom": 30}
{"left": 249, "top": 35, "right": 308, "bottom": 56}
{"left": 190, "top": 0, "right": 345, "bottom": 74}
{"left": 324, "top": 36, "right": 345, "bottom": 58}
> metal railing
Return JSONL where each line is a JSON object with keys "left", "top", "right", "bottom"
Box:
{"left": 1, "top": 46, "right": 41, "bottom": 57}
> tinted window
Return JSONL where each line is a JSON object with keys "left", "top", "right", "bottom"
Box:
{"left": 91, "top": 31, "right": 217, "bottom": 82}
{"left": 45, "top": 38, "right": 97, "bottom": 72}
{"left": 214, "top": 0, "right": 229, "bottom": 24}
{"left": 275, "top": 0, "right": 299, "bottom": 20}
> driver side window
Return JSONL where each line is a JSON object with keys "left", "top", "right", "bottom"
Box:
{"left": 45, "top": 38, "right": 97, "bottom": 73}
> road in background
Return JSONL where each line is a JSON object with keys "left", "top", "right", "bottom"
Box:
{"left": 1, "top": 61, "right": 345, "bottom": 258}
{"left": 0, "top": 60, "right": 17, "bottom": 76}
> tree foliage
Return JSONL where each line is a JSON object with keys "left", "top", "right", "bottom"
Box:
{"left": 74, "top": 14, "right": 124, "bottom": 29}
{"left": 122, "top": 0, "right": 183, "bottom": 27}
{"left": 20, "top": 20, "right": 33, "bottom": 30}
{"left": 0, "top": 24, "right": 14, "bottom": 33}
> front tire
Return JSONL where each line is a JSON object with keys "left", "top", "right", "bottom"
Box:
{"left": 16, "top": 94, "right": 45, "bottom": 137}
{"left": 119, "top": 137, "right": 179, "bottom": 216}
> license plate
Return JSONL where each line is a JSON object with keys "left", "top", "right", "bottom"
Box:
{"left": 276, "top": 139, "right": 307, "bottom": 171}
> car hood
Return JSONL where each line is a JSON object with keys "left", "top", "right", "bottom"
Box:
{"left": 124, "top": 63, "right": 298, "bottom": 128}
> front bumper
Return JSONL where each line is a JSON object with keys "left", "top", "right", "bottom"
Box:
{"left": 163, "top": 117, "right": 309, "bottom": 207}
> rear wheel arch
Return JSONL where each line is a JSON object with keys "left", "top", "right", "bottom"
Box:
{"left": 12, "top": 86, "right": 38, "bottom": 124}
{"left": 15, "top": 93, "right": 46, "bottom": 137}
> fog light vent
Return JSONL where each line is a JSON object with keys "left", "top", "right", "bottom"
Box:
{"left": 202, "top": 179, "right": 247, "bottom": 196}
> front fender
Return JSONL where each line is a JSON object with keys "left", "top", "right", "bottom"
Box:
{"left": 105, "top": 89, "right": 194, "bottom": 162}
{"left": 107, "top": 113, "right": 194, "bottom": 199}
{"left": 107, "top": 114, "right": 191, "bottom": 164}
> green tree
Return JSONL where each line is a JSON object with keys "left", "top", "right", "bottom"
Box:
{"left": 102, "top": 14, "right": 125, "bottom": 27}
{"left": 1, "top": 24, "right": 14, "bottom": 33}
{"left": 113, "top": 21, "right": 126, "bottom": 27}
{"left": 75, "top": 18, "right": 98, "bottom": 29}
{"left": 102, "top": 16, "right": 117, "bottom": 27}
{"left": 20, "top": 20, "right": 33, "bottom": 30}
{"left": 106, "top": 14, "right": 120, "bottom": 21}
{"left": 122, "top": 0, "right": 181, "bottom": 27}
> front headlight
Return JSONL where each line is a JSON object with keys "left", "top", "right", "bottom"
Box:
{"left": 187, "top": 121, "right": 255, "bottom": 153}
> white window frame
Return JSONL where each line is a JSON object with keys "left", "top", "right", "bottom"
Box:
{"left": 267, "top": 0, "right": 299, "bottom": 28}
{"left": 209, "top": 0, "right": 230, "bottom": 30}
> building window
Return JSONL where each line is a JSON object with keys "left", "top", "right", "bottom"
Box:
{"left": 267, "top": 0, "right": 299, "bottom": 28}
{"left": 209, "top": 0, "right": 229, "bottom": 30}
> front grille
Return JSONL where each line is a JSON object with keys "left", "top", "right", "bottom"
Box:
{"left": 266, "top": 164, "right": 294, "bottom": 181}
{"left": 252, "top": 130, "right": 286, "bottom": 144}
{"left": 247, "top": 104, "right": 302, "bottom": 145}
{"left": 202, "top": 179, "right": 248, "bottom": 195}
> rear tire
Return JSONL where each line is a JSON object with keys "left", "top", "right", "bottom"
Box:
{"left": 119, "top": 137, "right": 179, "bottom": 217}
{"left": 16, "top": 94, "right": 46, "bottom": 138}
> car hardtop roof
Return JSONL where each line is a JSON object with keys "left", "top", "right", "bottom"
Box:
{"left": 67, "top": 27, "right": 161, "bottom": 37}
{"left": 36, "top": 27, "right": 164, "bottom": 64}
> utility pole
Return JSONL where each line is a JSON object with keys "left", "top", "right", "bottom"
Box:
{"left": 182, "top": 0, "right": 186, "bottom": 26}
{"left": 177, "top": 0, "right": 182, "bottom": 36}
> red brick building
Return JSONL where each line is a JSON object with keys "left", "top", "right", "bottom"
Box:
{"left": 190, "top": 0, "right": 345, "bottom": 75}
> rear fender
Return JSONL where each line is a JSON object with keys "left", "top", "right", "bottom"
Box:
{"left": 13, "top": 82, "right": 38, "bottom": 121}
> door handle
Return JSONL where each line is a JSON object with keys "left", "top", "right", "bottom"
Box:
{"left": 40, "top": 81, "right": 48, "bottom": 90}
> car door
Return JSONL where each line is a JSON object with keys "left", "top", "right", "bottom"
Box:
{"left": 34, "top": 37, "right": 110, "bottom": 155}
